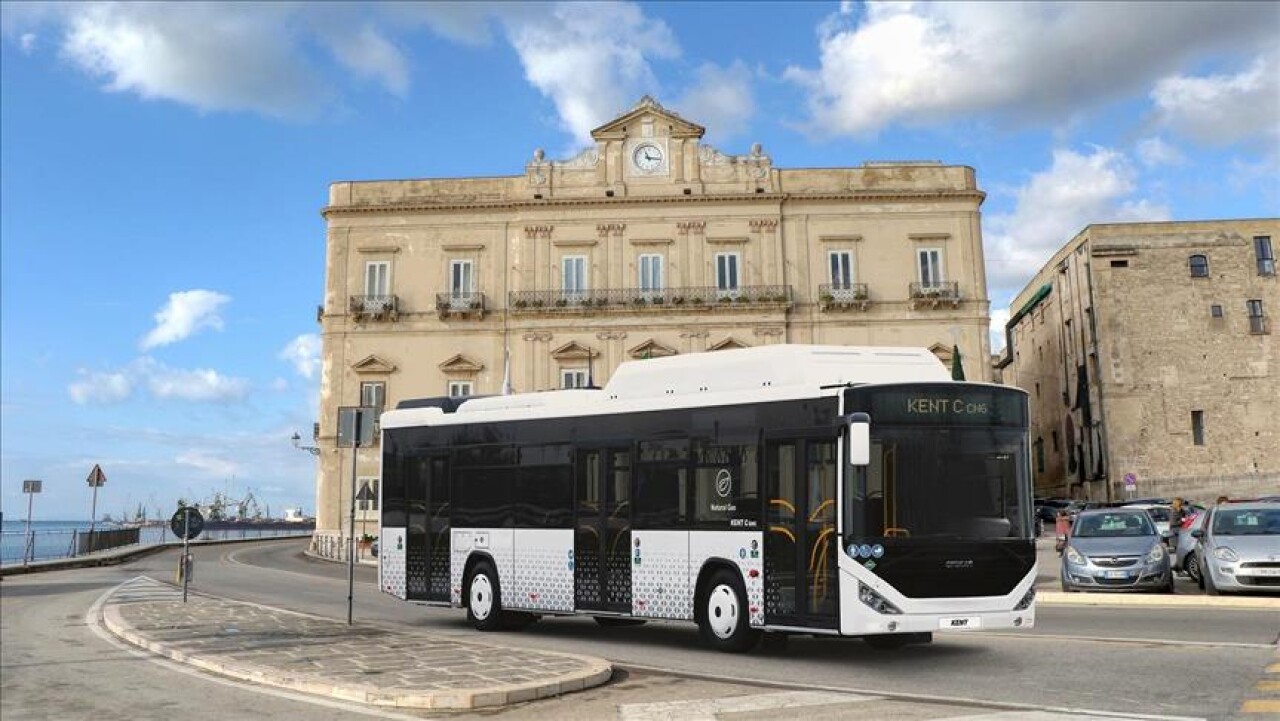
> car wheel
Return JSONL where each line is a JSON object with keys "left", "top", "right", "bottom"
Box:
{"left": 466, "top": 560, "right": 505, "bottom": 632}
{"left": 697, "top": 569, "right": 759, "bottom": 653}
{"left": 1060, "top": 579, "right": 1074, "bottom": 593}
{"left": 1183, "top": 553, "right": 1201, "bottom": 583}
{"left": 1203, "top": 566, "right": 1220, "bottom": 596}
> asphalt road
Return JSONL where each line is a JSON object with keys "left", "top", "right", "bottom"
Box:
{"left": 3, "top": 539, "right": 1277, "bottom": 721}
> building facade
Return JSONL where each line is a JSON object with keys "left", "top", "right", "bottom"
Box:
{"left": 997, "top": 219, "right": 1279, "bottom": 502}
{"left": 311, "top": 98, "right": 994, "bottom": 556}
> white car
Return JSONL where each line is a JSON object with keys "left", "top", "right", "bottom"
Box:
{"left": 1193, "top": 502, "right": 1280, "bottom": 594}
{"left": 1122, "top": 503, "right": 1172, "bottom": 536}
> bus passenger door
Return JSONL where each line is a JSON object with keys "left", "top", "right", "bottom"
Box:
{"left": 575, "top": 448, "right": 632, "bottom": 613}
{"left": 426, "top": 454, "right": 451, "bottom": 603}
{"left": 764, "top": 438, "right": 839, "bottom": 628}
{"left": 407, "top": 453, "right": 451, "bottom": 603}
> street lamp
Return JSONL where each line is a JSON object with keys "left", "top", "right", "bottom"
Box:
{"left": 290, "top": 432, "right": 321, "bottom": 457}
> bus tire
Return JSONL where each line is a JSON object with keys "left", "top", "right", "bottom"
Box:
{"left": 594, "top": 617, "right": 646, "bottom": 627}
{"left": 466, "top": 560, "right": 504, "bottom": 632}
{"left": 698, "top": 569, "right": 759, "bottom": 653}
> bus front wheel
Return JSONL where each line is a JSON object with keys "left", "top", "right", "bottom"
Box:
{"left": 466, "top": 561, "right": 504, "bottom": 632}
{"left": 697, "top": 569, "right": 760, "bottom": 653}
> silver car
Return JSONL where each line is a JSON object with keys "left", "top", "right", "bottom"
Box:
{"left": 1060, "top": 509, "right": 1174, "bottom": 593}
{"left": 1194, "top": 502, "right": 1280, "bottom": 595}
{"left": 1174, "top": 511, "right": 1207, "bottom": 581}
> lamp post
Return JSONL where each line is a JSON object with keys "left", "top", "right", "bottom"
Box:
{"left": 291, "top": 432, "right": 321, "bottom": 457}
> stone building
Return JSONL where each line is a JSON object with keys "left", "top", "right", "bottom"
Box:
{"left": 310, "top": 97, "right": 994, "bottom": 556}
{"left": 997, "top": 219, "right": 1279, "bottom": 502}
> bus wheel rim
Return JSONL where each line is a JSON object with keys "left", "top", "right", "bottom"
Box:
{"left": 471, "top": 575, "right": 493, "bottom": 620}
{"left": 707, "top": 584, "right": 739, "bottom": 639}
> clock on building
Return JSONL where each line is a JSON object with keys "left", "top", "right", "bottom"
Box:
{"left": 631, "top": 142, "right": 665, "bottom": 174}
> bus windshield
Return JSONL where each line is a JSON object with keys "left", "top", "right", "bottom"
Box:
{"left": 845, "top": 426, "right": 1031, "bottom": 543}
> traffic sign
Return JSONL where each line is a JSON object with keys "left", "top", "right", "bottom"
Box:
{"left": 1123, "top": 472, "right": 1136, "bottom": 489}
{"left": 23, "top": 480, "right": 42, "bottom": 494}
{"left": 355, "top": 481, "right": 376, "bottom": 503}
{"left": 86, "top": 464, "right": 107, "bottom": 487}
{"left": 170, "top": 507, "right": 205, "bottom": 540}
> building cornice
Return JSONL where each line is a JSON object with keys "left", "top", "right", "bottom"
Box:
{"left": 320, "top": 190, "right": 985, "bottom": 219}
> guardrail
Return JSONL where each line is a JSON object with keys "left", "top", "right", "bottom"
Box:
{"left": 0, "top": 526, "right": 314, "bottom": 567}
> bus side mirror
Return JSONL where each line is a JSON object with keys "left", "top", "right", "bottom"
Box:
{"left": 848, "top": 412, "right": 870, "bottom": 466}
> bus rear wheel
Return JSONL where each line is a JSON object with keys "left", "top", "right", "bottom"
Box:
{"left": 697, "top": 569, "right": 759, "bottom": 653}
{"left": 466, "top": 561, "right": 505, "bottom": 632}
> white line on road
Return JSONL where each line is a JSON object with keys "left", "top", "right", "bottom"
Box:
{"left": 618, "top": 690, "right": 876, "bottom": 721}
{"left": 970, "top": 630, "right": 1275, "bottom": 650}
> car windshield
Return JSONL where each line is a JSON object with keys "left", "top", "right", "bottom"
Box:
{"left": 1212, "top": 508, "right": 1280, "bottom": 536}
{"left": 1072, "top": 512, "right": 1155, "bottom": 538}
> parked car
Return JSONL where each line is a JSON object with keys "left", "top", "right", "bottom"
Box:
{"left": 1059, "top": 508, "right": 1174, "bottom": 593}
{"left": 1036, "top": 498, "right": 1073, "bottom": 524}
{"left": 1122, "top": 503, "right": 1173, "bottom": 535}
{"left": 1194, "top": 501, "right": 1280, "bottom": 595}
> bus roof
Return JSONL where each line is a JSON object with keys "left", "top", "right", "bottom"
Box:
{"left": 382, "top": 345, "right": 951, "bottom": 429}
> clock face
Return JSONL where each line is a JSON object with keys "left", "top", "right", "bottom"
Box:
{"left": 632, "top": 143, "right": 664, "bottom": 173}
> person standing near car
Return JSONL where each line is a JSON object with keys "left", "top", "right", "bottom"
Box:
{"left": 1168, "top": 497, "right": 1187, "bottom": 549}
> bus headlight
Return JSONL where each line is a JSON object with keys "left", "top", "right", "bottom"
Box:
{"left": 858, "top": 582, "right": 902, "bottom": 615}
{"left": 1014, "top": 588, "right": 1035, "bottom": 610}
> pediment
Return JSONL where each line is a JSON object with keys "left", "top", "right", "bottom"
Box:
{"left": 351, "top": 355, "right": 397, "bottom": 374}
{"left": 591, "top": 96, "right": 705, "bottom": 141}
{"left": 551, "top": 341, "right": 598, "bottom": 361}
{"left": 438, "top": 354, "right": 484, "bottom": 374}
{"left": 928, "top": 343, "right": 954, "bottom": 364}
{"left": 627, "top": 339, "right": 678, "bottom": 359}
{"left": 708, "top": 337, "right": 749, "bottom": 352}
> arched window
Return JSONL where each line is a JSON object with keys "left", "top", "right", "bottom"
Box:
{"left": 1189, "top": 254, "right": 1209, "bottom": 278}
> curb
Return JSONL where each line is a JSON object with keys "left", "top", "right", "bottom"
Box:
{"left": 98, "top": 584, "right": 612, "bottom": 710}
{"left": 1037, "top": 590, "right": 1280, "bottom": 610}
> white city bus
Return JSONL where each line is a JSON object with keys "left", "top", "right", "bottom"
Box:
{"left": 377, "top": 345, "right": 1036, "bottom": 652}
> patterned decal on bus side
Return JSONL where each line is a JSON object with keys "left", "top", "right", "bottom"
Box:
{"left": 631, "top": 530, "right": 692, "bottom": 620}
{"left": 509, "top": 529, "right": 574, "bottom": 612}
{"left": 380, "top": 526, "right": 406, "bottom": 599}
{"left": 450, "top": 528, "right": 515, "bottom": 609}
{"left": 689, "top": 530, "right": 765, "bottom": 627}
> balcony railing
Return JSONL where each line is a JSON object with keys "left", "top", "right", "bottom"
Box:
{"left": 348, "top": 295, "right": 399, "bottom": 322}
{"left": 818, "top": 283, "right": 870, "bottom": 311}
{"left": 509, "top": 285, "right": 792, "bottom": 313}
{"left": 908, "top": 281, "right": 960, "bottom": 308}
{"left": 435, "top": 291, "right": 487, "bottom": 319}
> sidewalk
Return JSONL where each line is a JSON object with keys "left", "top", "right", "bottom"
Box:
{"left": 98, "top": 577, "right": 613, "bottom": 710}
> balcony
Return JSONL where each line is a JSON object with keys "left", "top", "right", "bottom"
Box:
{"left": 509, "top": 285, "right": 793, "bottom": 314}
{"left": 818, "top": 283, "right": 870, "bottom": 311}
{"left": 348, "top": 295, "right": 399, "bottom": 322}
{"left": 435, "top": 291, "right": 487, "bottom": 320}
{"left": 909, "top": 281, "right": 961, "bottom": 309}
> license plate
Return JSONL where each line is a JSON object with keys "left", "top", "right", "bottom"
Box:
{"left": 1104, "top": 570, "right": 1130, "bottom": 579}
{"left": 1249, "top": 568, "right": 1280, "bottom": 577}
{"left": 940, "top": 616, "right": 981, "bottom": 630}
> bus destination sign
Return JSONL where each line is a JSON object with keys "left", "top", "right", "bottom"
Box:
{"left": 851, "top": 386, "right": 1026, "bottom": 428}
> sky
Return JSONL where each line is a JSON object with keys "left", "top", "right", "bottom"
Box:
{"left": 1, "top": 1, "right": 1277, "bottom": 521}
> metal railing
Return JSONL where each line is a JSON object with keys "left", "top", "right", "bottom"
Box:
{"left": 818, "top": 283, "right": 870, "bottom": 310}
{"left": 435, "top": 291, "right": 486, "bottom": 317}
{"left": 1, "top": 526, "right": 314, "bottom": 567}
{"left": 509, "top": 285, "right": 792, "bottom": 312}
{"left": 908, "top": 281, "right": 961, "bottom": 306}
{"left": 348, "top": 295, "right": 399, "bottom": 321}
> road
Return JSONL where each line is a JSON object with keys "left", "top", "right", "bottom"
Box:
{"left": 2, "top": 539, "right": 1276, "bottom": 720}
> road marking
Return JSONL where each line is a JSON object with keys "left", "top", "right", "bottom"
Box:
{"left": 943, "top": 713, "right": 1182, "bottom": 721}
{"left": 1268, "top": 663, "right": 1280, "bottom": 673}
{"left": 619, "top": 690, "right": 874, "bottom": 721}
{"left": 1257, "top": 680, "right": 1280, "bottom": 692}
{"left": 1240, "top": 699, "right": 1280, "bottom": 714}
{"left": 971, "top": 631, "right": 1274, "bottom": 650}
{"left": 85, "top": 578, "right": 442, "bottom": 721}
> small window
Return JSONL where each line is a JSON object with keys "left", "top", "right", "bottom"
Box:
{"left": 638, "top": 254, "right": 664, "bottom": 292}
{"left": 1210, "top": 304, "right": 1224, "bottom": 318}
{"left": 1255, "top": 236, "right": 1275, "bottom": 276}
{"left": 1034, "top": 438, "right": 1045, "bottom": 473}
{"left": 562, "top": 255, "right": 587, "bottom": 297}
{"left": 1247, "top": 299, "right": 1267, "bottom": 334}
{"left": 1191, "top": 410, "right": 1205, "bottom": 446}
{"left": 917, "top": 248, "right": 944, "bottom": 286}
{"left": 560, "top": 368, "right": 588, "bottom": 389}
{"left": 359, "top": 381, "right": 386, "bottom": 413}
{"left": 1110, "top": 260, "right": 1129, "bottom": 268}
{"left": 447, "top": 380, "right": 473, "bottom": 398}
{"left": 829, "top": 250, "right": 853, "bottom": 288}
{"left": 715, "top": 252, "right": 740, "bottom": 294}
{"left": 1189, "top": 255, "right": 1209, "bottom": 278}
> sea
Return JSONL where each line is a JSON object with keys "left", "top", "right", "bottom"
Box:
{"left": 0, "top": 519, "right": 311, "bottom": 566}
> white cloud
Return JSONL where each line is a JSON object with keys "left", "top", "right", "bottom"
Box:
{"left": 676, "top": 61, "right": 756, "bottom": 141}
{"left": 278, "top": 334, "right": 321, "bottom": 379}
{"left": 1135, "top": 136, "right": 1185, "bottom": 168}
{"left": 311, "top": 22, "right": 409, "bottom": 97}
{"left": 68, "top": 369, "right": 133, "bottom": 404}
{"left": 786, "top": 2, "right": 1277, "bottom": 137}
{"left": 1151, "top": 51, "right": 1280, "bottom": 146}
{"left": 20, "top": 32, "right": 36, "bottom": 53}
{"left": 501, "top": 2, "right": 679, "bottom": 141}
{"left": 140, "top": 290, "right": 230, "bottom": 350}
{"left": 984, "top": 146, "right": 1170, "bottom": 295}
{"left": 146, "top": 364, "right": 248, "bottom": 402}
{"left": 989, "top": 307, "right": 1012, "bottom": 354}
{"left": 175, "top": 450, "right": 241, "bottom": 479}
